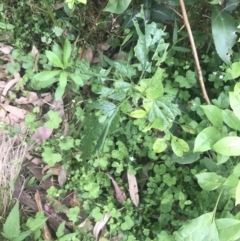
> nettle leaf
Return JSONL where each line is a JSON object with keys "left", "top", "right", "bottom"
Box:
{"left": 81, "top": 106, "right": 119, "bottom": 159}
{"left": 63, "top": 38, "right": 72, "bottom": 67}
{"left": 229, "top": 91, "right": 240, "bottom": 120}
{"left": 175, "top": 212, "right": 217, "bottom": 241}
{"left": 2, "top": 201, "right": 20, "bottom": 240}
{"left": 216, "top": 218, "right": 240, "bottom": 241}
{"left": 45, "top": 50, "right": 64, "bottom": 68}
{"left": 201, "top": 105, "right": 223, "bottom": 128}
{"left": 211, "top": 5, "right": 238, "bottom": 64}
{"left": 212, "top": 136, "right": 240, "bottom": 156}
{"left": 133, "top": 9, "right": 166, "bottom": 72}
{"left": 222, "top": 109, "right": 240, "bottom": 131}
{"left": 195, "top": 172, "right": 225, "bottom": 191}
{"left": 103, "top": 0, "right": 131, "bottom": 14}
{"left": 194, "top": 126, "right": 222, "bottom": 152}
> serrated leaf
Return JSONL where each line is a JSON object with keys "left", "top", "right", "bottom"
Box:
{"left": 212, "top": 136, "right": 240, "bottom": 156}
{"left": 63, "top": 38, "right": 72, "bottom": 67}
{"left": 103, "top": 0, "right": 131, "bottom": 14}
{"left": 33, "top": 70, "right": 61, "bottom": 81}
{"left": 195, "top": 172, "right": 225, "bottom": 191}
{"left": 194, "top": 126, "right": 222, "bottom": 152}
{"left": 201, "top": 105, "right": 223, "bottom": 128}
{"left": 212, "top": 5, "right": 238, "bottom": 64}
{"left": 175, "top": 212, "right": 215, "bottom": 241}
{"left": 2, "top": 201, "right": 20, "bottom": 239}
{"left": 45, "top": 50, "right": 64, "bottom": 68}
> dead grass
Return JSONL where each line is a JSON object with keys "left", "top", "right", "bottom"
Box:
{"left": 0, "top": 131, "right": 28, "bottom": 216}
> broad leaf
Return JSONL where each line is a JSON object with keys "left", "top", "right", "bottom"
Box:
{"left": 175, "top": 212, "right": 215, "bottom": 241}
{"left": 2, "top": 201, "right": 20, "bottom": 239}
{"left": 59, "top": 71, "right": 68, "bottom": 89}
{"left": 216, "top": 218, "right": 240, "bottom": 241}
{"left": 153, "top": 138, "right": 167, "bottom": 153}
{"left": 227, "top": 62, "right": 240, "bottom": 79}
{"left": 63, "top": 38, "right": 72, "bottom": 67}
{"left": 201, "top": 105, "right": 223, "bottom": 128}
{"left": 195, "top": 172, "right": 225, "bottom": 191}
{"left": 211, "top": 5, "right": 238, "bottom": 64}
{"left": 129, "top": 109, "right": 147, "bottom": 118}
{"left": 229, "top": 91, "right": 240, "bottom": 120}
{"left": 55, "top": 86, "right": 65, "bottom": 100}
{"left": 235, "top": 180, "right": 240, "bottom": 206}
{"left": 212, "top": 136, "right": 240, "bottom": 156}
{"left": 69, "top": 73, "right": 83, "bottom": 86}
{"left": 194, "top": 126, "right": 222, "bottom": 152}
{"left": 33, "top": 70, "right": 61, "bottom": 81}
{"left": 103, "top": 0, "right": 131, "bottom": 14}
{"left": 171, "top": 137, "right": 189, "bottom": 157}
{"left": 222, "top": 109, "right": 240, "bottom": 131}
{"left": 45, "top": 50, "right": 64, "bottom": 68}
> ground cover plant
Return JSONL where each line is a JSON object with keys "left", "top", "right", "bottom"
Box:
{"left": 1, "top": 0, "right": 240, "bottom": 240}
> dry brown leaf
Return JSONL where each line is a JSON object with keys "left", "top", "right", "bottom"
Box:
{"left": 78, "top": 218, "right": 93, "bottom": 232}
{"left": 31, "top": 126, "right": 53, "bottom": 144}
{"left": 113, "top": 53, "right": 126, "bottom": 61}
{"left": 32, "top": 92, "right": 52, "bottom": 107}
{"left": 58, "top": 165, "right": 67, "bottom": 186}
{"left": 97, "top": 42, "right": 110, "bottom": 51}
{"left": 127, "top": 172, "right": 139, "bottom": 207}
{"left": 93, "top": 212, "right": 111, "bottom": 240}
{"left": 0, "top": 45, "right": 13, "bottom": 54}
{"left": 80, "top": 48, "right": 93, "bottom": 62}
{"left": 15, "top": 92, "right": 38, "bottom": 104}
{"left": 50, "top": 98, "right": 64, "bottom": 118}
{"left": 110, "top": 233, "right": 124, "bottom": 241}
{"left": 106, "top": 173, "right": 126, "bottom": 204}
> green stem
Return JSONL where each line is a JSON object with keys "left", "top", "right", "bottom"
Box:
{"left": 42, "top": 0, "right": 58, "bottom": 26}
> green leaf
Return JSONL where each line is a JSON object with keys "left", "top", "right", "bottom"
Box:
{"left": 52, "top": 42, "right": 63, "bottom": 60}
{"left": 212, "top": 136, "right": 240, "bottom": 156}
{"left": 201, "top": 105, "right": 223, "bottom": 128}
{"left": 222, "top": 109, "right": 240, "bottom": 131}
{"left": 55, "top": 86, "right": 65, "bottom": 100}
{"left": 229, "top": 91, "right": 240, "bottom": 120}
{"left": 227, "top": 62, "right": 240, "bottom": 79}
{"left": 59, "top": 71, "right": 68, "bottom": 89}
{"left": 42, "top": 147, "right": 62, "bottom": 166}
{"left": 171, "top": 137, "right": 189, "bottom": 157}
{"left": 45, "top": 50, "right": 64, "bottom": 68}
{"left": 235, "top": 180, "right": 240, "bottom": 206}
{"left": 129, "top": 109, "right": 147, "bottom": 118}
{"left": 211, "top": 5, "right": 238, "bottom": 64}
{"left": 67, "top": 206, "right": 80, "bottom": 224}
{"left": 69, "top": 73, "right": 83, "bottom": 86}
{"left": 194, "top": 126, "right": 222, "bottom": 152}
{"left": 80, "top": 107, "right": 119, "bottom": 159}
{"left": 153, "top": 138, "right": 167, "bottom": 153}
{"left": 45, "top": 110, "right": 62, "bottom": 129}
{"left": 2, "top": 201, "right": 20, "bottom": 239}
{"left": 56, "top": 222, "right": 66, "bottom": 238}
{"left": 121, "top": 216, "right": 134, "bottom": 231}
{"left": 195, "top": 172, "right": 225, "bottom": 191}
{"left": 216, "top": 218, "right": 240, "bottom": 241}
{"left": 175, "top": 212, "right": 216, "bottom": 241}
{"left": 33, "top": 70, "right": 61, "bottom": 81}
{"left": 63, "top": 38, "right": 72, "bottom": 67}
{"left": 175, "top": 70, "right": 196, "bottom": 89}
{"left": 103, "top": 0, "right": 131, "bottom": 14}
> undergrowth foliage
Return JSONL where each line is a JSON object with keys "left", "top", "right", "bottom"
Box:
{"left": 2, "top": 0, "right": 240, "bottom": 240}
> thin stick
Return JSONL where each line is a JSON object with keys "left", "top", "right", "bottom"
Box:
{"left": 179, "top": 0, "right": 211, "bottom": 105}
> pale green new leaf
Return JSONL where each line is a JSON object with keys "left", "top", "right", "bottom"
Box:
{"left": 2, "top": 201, "right": 20, "bottom": 239}
{"left": 201, "top": 105, "right": 223, "bottom": 128}
{"left": 103, "top": 0, "right": 131, "bottom": 14}
{"left": 235, "top": 180, "right": 240, "bottom": 206}
{"left": 216, "top": 218, "right": 240, "bottom": 241}
{"left": 193, "top": 126, "right": 222, "bottom": 152}
{"left": 153, "top": 138, "right": 167, "bottom": 153}
{"left": 212, "top": 136, "right": 240, "bottom": 156}
{"left": 33, "top": 70, "right": 61, "bottom": 81}
{"left": 45, "top": 50, "right": 64, "bottom": 68}
{"left": 229, "top": 92, "right": 240, "bottom": 120}
{"left": 63, "top": 38, "right": 72, "bottom": 67}
{"left": 222, "top": 109, "right": 240, "bottom": 131}
{"left": 175, "top": 212, "right": 215, "bottom": 241}
{"left": 211, "top": 5, "right": 238, "bottom": 64}
{"left": 69, "top": 73, "right": 83, "bottom": 86}
{"left": 171, "top": 137, "right": 189, "bottom": 157}
{"left": 227, "top": 62, "right": 240, "bottom": 79}
{"left": 129, "top": 109, "right": 147, "bottom": 118}
{"left": 55, "top": 86, "right": 65, "bottom": 100}
{"left": 195, "top": 172, "right": 225, "bottom": 191}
